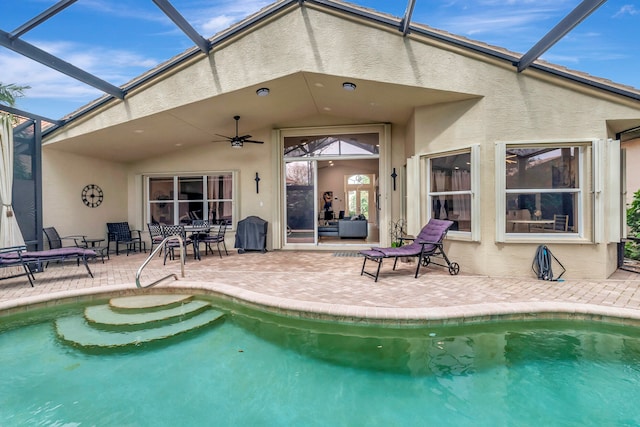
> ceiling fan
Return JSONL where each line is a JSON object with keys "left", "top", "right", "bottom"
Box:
{"left": 214, "top": 115, "right": 264, "bottom": 148}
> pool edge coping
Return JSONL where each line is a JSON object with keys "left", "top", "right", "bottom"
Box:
{"left": 3, "top": 281, "right": 640, "bottom": 327}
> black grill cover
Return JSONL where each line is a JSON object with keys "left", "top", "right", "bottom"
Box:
{"left": 234, "top": 216, "right": 268, "bottom": 253}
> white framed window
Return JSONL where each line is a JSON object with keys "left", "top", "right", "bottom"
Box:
{"left": 146, "top": 172, "right": 235, "bottom": 226}
{"left": 345, "top": 174, "right": 375, "bottom": 219}
{"left": 424, "top": 146, "right": 479, "bottom": 240}
{"left": 496, "top": 141, "right": 588, "bottom": 242}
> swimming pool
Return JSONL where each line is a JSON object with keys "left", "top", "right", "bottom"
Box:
{"left": 2, "top": 296, "right": 640, "bottom": 426}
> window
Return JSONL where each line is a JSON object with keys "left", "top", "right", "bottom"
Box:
{"left": 147, "top": 173, "right": 234, "bottom": 226}
{"left": 426, "top": 150, "right": 474, "bottom": 234}
{"left": 345, "top": 174, "right": 374, "bottom": 218}
{"left": 498, "top": 143, "right": 584, "bottom": 239}
{"left": 284, "top": 134, "right": 379, "bottom": 157}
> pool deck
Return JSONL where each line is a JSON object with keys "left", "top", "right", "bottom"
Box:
{"left": 1, "top": 249, "right": 640, "bottom": 324}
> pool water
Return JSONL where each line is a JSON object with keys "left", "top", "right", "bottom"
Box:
{"left": 2, "top": 301, "right": 640, "bottom": 426}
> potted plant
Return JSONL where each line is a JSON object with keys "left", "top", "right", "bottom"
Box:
{"left": 390, "top": 219, "right": 407, "bottom": 247}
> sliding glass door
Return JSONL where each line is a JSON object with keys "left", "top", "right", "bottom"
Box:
{"left": 282, "top": 129, "right": 381, "bottom": 246}
{"left": 285, "top": 161, "right": 316, "bottom": 244}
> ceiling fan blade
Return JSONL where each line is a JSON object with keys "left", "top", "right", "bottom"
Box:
{"left": 215, "top": 134, "right": 232, "bottom": 140}
{"left": 244, "top": 139, "right": 264, "bottom": 144}
{"left": 239, "top": 134, "right": 252, "bottom": 140}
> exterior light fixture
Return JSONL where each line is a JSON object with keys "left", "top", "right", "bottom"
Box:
{"left": 256, "top": 88, "right": 270, "bottom": 96}
{"left": 342, "top": 82, "right": 356, "bottom": 91}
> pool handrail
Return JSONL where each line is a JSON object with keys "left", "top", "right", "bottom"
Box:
{"left": 135, "top": 235, "right": 185, "bottom": 288}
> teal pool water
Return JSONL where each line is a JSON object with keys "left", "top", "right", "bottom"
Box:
{"left": 2, "top": 300, "right": 640, "bottom": 426}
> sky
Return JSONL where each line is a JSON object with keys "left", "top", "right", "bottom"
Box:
{"left": 1, "top": 0, "right": 638, "bottom": 121}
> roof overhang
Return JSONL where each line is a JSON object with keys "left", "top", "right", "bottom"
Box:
{"left": 42, "top": 72, "right": 479, "bottom": 163}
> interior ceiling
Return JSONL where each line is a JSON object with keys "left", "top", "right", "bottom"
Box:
{"left": 44, "top": 72, "right": 478, "bottom": 163}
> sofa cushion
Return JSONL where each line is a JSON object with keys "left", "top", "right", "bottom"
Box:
{"left": 318, "top": 225, "right": 339, "bottom": 236}
{"left": 338, "top": 219, "right": 367, "bottom": 238}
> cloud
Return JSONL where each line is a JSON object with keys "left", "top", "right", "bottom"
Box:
{"left": 78, "top": 0, "right": 169, "bottom": 24}
{"left": 541, "top": 53, "right": 580, "bottom": 64}
{"left": 0, "top": 38, "right": 159, "bottom": 103}
{"left": 614, "top": 5, "right": 639, "bottom": 17}
{"left": 184, "top": 0, "right": 272, "bottom": 36}
{"left": 201, "top": 15, "right": 239, "bottom": 35}
{"left": 434, "top": 5, "right": 569, "bottom": 36}
{"left": 426, "top": 0, "right": 579, "bottom": 39}
{"left": 0, "top": 50, "right": 100, "bottom": 101}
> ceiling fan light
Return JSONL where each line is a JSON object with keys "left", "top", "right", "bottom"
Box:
{"left": 231, "top": 140, "right": 243, "bottom": 148}
{"left": 256, "top": 87, "right": 270, "bottom": 96}
{"left": 342, "top": 82, "right": 356, "bottom": 91}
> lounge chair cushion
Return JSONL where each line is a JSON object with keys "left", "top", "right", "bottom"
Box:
{"left": 359, "top": 219, "right": 458, "bottom": 281}
{"left": 0, "top": 247, "right": 97, "bottom": 260}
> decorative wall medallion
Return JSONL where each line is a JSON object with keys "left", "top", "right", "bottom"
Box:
{"left": 81, "top": 184, "right": 104, "bottom": 208}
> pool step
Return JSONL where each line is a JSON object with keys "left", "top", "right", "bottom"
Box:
{"left": 85, "top": 299, "right": 212, "bottom": 330}
{"left": 108, "top": 294, "right": 194, "bottom": 313}
{"left": 55, "top": 294, "right": 224, "bottom": 350}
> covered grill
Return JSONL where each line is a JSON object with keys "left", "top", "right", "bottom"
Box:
{"left": 234, "top": 216, "right": 268, "bottom": 253}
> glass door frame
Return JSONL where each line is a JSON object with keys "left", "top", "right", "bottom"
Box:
{"left": 276, "top": 123, "right": 390, "bottom": 250}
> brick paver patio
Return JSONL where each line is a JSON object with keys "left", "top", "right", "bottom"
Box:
{"left": 2, "top": 249, "right": 640, "bottom": 323}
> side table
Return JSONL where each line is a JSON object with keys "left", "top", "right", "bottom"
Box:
{"left": 83, "top": 238, "right": 109, "bottom": 262}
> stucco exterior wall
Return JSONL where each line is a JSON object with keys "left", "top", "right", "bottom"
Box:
{"left": 126, "top": 127, "right": 274, "bottom": 248}
{"left": 624, "top": 138, "right": 640, "bottom": 205}
{"left": 409, "top": 88, "right": 627, "bottom": 279}
{"left": 42, "top": 149, "right": 128, "bottom": 241}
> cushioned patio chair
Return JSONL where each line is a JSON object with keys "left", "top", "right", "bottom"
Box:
{"left": 0, "top": 246, "right": 36, "bottom": 287}
{"left": 0, "top": 245, "right": 97, "bottom": 283}
{"left": 107, "top": 222, "right": 145, "bottom": 256}
{"left": 161, "top": 224, "right": 195, "bottom": 265}
{"left": 187, "top": 219, "right": 212, "bottom": 260}
{"left": 359, "top": 219, "right": 460, "bottom": 282}
{"left": 200, "top": 221, "right": 228, "bottom": 258}
{"left": 147, "top": 223, "right": 164, "bottom": 255}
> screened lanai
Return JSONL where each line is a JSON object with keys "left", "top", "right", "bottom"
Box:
{"left": 2, "top": 0, "right": 640, "bottom": 280}
{"left": 1, "top": 0, "right": 632, "bottom": 250}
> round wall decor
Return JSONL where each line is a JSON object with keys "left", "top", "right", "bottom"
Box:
{"left": 81, "top": 184, "right": 104, "bottom": 208}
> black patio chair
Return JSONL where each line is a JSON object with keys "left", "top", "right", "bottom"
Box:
{"left": 201, "top": 221, "right": 228, "bottom": 258}
{"left": 147, "top": 223, "right": 164, "bottom": 255}
{"left": 107, "top": 222, "right": 145, "bottom": 256}
{"left": 188, "top": 219, "right": 211, "bottom": 260}
{"left": 43, "top": 226, "right": 84, "bottom": 250}
{"left": 43, "top": 226, "right": 84, "bottom": 267}
{"left": 161, "top": 224, "right": 195, "bottom": 265}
